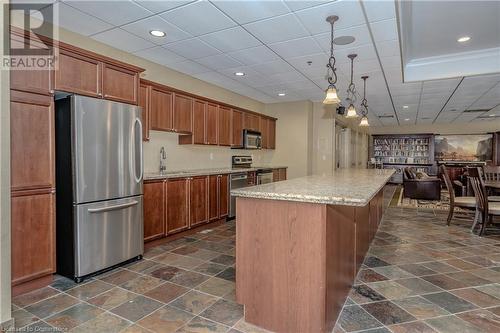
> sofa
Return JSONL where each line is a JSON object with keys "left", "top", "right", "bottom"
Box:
{"left": 403, "top": 167, "right": 441, "bottom": 201}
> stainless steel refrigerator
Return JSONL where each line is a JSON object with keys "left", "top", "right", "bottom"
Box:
{"left": 55, "top": 94, "right": 144, "bottom": 282}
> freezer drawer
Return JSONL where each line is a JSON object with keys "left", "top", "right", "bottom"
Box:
{"left": 74, "top": 196, "right": 143, "bottom": 277}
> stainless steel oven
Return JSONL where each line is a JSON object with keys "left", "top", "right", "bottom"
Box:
{"left": 243, "top": 129, "right": 262, "bottom": 149}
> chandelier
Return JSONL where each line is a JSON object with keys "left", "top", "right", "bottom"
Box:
{"left": 323, "top": 15, "right": 340, "bottom": 105}
{"left": 345, "top": 54, "right": 358, "bottom": 118}
{"left": 359, "top": 75, "right": 370, "bottom": 127}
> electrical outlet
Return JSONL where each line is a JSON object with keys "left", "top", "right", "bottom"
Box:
{"left": 209, "top": 153, "right": 214, "bottom": 160}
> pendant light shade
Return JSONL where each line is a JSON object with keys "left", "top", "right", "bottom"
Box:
{"left": 345, "top": 104, "right": 357, "bottom": 118}
{"left": 359, "top": 75, "right": 370, "bottom": 127}
{"left": 323, "top": 15, "right": 340, "bottom": 105}
{"left": 323, "top": 86, "right": 340, "bottom": 104}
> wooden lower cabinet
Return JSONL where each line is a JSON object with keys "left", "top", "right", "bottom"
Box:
{"left": 278, "top": 168, "right": 287, "bottom": 181}
{"left": 166, "top": 178, "right": 190, "bottom": 234}
{"left": 190, "top": 176, "right": 209, "bottom": 227}
{"left": 11, "top": 191, "right": 55, "bottom": 286}
{"left": 143, "top": 180, "right": 165, "bottom": 241}
{"left": 219, "top": 174, "right": 229, "bottom": 218}
{"left": 208, "top": 174, "right": 229, "bottom": 221}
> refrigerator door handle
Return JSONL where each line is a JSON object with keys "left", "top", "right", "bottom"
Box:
{"left": 131, "top": 117, "right": 143, "bottom": 184}
{"left": 88, "top": 200, "right": 139, "bottom": 213}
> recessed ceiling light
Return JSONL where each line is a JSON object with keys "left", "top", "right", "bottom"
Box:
{"left": 405, "top": 118, "right": 410, "bottom": 121}
{"left": 234, "top": 72, "right": 245, "bottom": 76}
{"left": 457, "top": 36, "right": 471, "bottom": 43}
{"left": 277, "top": 92, "right": 286, "bottom": 97}
{"left": 403, "top": 105, "right": 409, "bottom": 109}
{"left": 489, "top": 114, "right": 496, "bottom": 117}
{"left": 149, "top": 30, "right": 166, "bottom": 37}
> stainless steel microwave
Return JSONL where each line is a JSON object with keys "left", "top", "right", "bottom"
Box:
{"left": 243, "top": 129, "right": 262, "bottom": 149}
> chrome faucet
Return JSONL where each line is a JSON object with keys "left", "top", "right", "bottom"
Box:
{"left": 159, "top": 147, "right": 167, "bottom": 174}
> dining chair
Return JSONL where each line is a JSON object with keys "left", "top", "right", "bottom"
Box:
{"left": 469, "top": 172, "right": 500, "bottom": 236}
{"left": 475, "top": 167, "right": 500, "bottom": 201}
{"left": 483, "top": 166, "right": 500, "bottom": 181}
{"left": 440, "top": 165, "right": 478, "bottom": 226}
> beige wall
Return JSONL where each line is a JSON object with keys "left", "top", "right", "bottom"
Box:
{"left": 0, "top": 1, "right": 12, "bottom": 327}
{"left": 370, "top": 121, "right": 500, "bottom": 135}
{"left": 264, "top": 101, "right": 313, "bottom": 179}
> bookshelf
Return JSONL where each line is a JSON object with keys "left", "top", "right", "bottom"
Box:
{"left": 371, "top": 134, "right": 435, "bottom": 183}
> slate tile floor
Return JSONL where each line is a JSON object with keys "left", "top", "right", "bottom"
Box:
{"left": 11, "top": 189, "right": 500, "bottom": 333}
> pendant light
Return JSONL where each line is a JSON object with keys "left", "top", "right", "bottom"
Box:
{"left": 359, "top": 75, "right": 370, "bottom": 127}
{"left": 345, "top": 54, "right": 358, "bottom": 118}
{"left": 323, "top": 15, "right": 340, "bottom": 105}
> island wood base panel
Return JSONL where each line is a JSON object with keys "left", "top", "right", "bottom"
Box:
{"left": 235, "top": 191, "right": 383, "bottom": 333}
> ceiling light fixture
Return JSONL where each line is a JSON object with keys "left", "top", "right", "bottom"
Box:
{"left": 234, "top": 72, "right": 245, "bottom": 76}
{"left": 149, "top": 30, "right": 166, "bottom": 37}
{"left": 405, "top": 118, "right": 410, "bottom": 121}
{"left": 323, "top": 15, "right": 340, "bottom": 105}
{"left": 403, "top": 105, "right": 409, "bottom": 109}
{"left": 277, "top": 92, "right": 286, "bottom": 97}
{"left": 359, "top": 75, "right": 370, "bottom": 127}
{"left": 489, "top": 114, "right": 496, "bottom": 117}
{"left": 457, "top": 36, "right": 471, "bottom": 43}
{"left": 345, "top": 54, "right": 358, "bottom": 118}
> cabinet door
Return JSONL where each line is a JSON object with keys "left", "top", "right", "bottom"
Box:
{"left": 206, "top": 103, "right": 218, "bottom": 145}
{"left": 10, "top": 93, "right": 54, "bottom": 191}
{"left": 102, "top": 63, "right": 138, "bottom": 105}
{"left": 208, "top": 175, "right": 219, "bottom": 221}
{"left": 143, "top": 181, "right": 165, "bottom": 241}
{"left": 138, "top": 83, "right": 150, "bottom": 141}
{"left": 174, "top": 94, "right": 193, "bottom": 134}
{"left": 232, "top": 109, "right": 243, "bottom": 147}
{"left": 150, "top": 87, "right": 173, "bottom": 131}
{"left": 166, "top": 178, "right": 190, "bottom": 234}
{"left": 273, "top": 169, "right": 280, "bottom": 182}
{"left": 11, "top": 192, "right": 55, "bottom": 285}
{"left": 55, "top": 49, "right": 101, "bottom": 97}
{"left": 268, "top": 119, "right": 276, "bottom": 149}
{"left": 279, "top": 168, "right": 287, "bottom": 181}
{"left": 192, "top": 99, "right": 206, "bottom": 145}
{"left": 218, "top": 106, "right": 231, "bottom": 146}
{"left": 190, "top": 176, "right": 208, "bottom": 227}
{"left": 259, "top": 117, "right": 268, "bottom": 149}
{"left": 244, "top": 113, "right": 259, "bottom": 131}
{"left": 219, "top": 174, "right": 229, "bottom": 218}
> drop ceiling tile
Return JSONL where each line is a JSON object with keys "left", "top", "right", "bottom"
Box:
{"left": 376, "top": 39, "right": 400, "bottom": 57}
{"left": 165, "top": 37, "right": 221, "bottom": 59}
{"left": 313, "top": 24, "right": 371, "bottom": 52}
{"left": 268, "top": 70, "right": 307, "bottom": 84}
{"left": 199, "top": 26, "right": 261, "bottom": 52}
{"left": 287, "top": 52, "right": 327, "bottom": 69}
{"left": 160, "top": 1, "right": 236, "bottom": 36}
{"left": 134, "top": 0, "right": 194, "bottom": 13}
{"left": 196, "top": 54, "right": 242, "bottom": 70}
{"left": 92, "top": 28, "right": 155, "bottom": 53}
{"left": 41, "top": 2, "right": 113, "bottom": 36}
{"left": 168, "top": 59, "right": 211, "bottom": 75}
{"left": 249, "top": 59, "right": 295, "bottom": 75}
{"left": 294, "top": 0, "right": 365, "bottom": 35}
{"left": 133, "top": 46, "right": 186, "bottom": 66}
{"left": 65, "top": 0, "right": 153, "bottom": 26}
{"left": 284, "top": 0, "right": 330, "bottom": 12}
{"left": 268, "top": 37, "right": 323, "bottom": 59}
{"left": 122, "top": 16, "right": 191, "bottom": 44}
{"left": 362, "top": 0, "right": 396, "bottom": 22}
{"left": 421, "top": 78, "right": 461, "bottom": 94}
{"left": 213, "top": 0, "right": 290, "bottom": 24}
{"left": 243, "top": 13, "right": 309, "bottom": 44}
{"left": 370, "top": 18, "right": 398, "bottom": 42}
{"left": 227, "top": 45, "right": 280, "bottom": 65}
{"left": 380, "top": 55, "right": 401, "bottom": 70}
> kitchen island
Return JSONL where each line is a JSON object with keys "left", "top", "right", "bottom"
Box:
{"left": 231, "top": 169, "right": 395, "bottom": 333}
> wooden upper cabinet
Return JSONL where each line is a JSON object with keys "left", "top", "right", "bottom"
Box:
{"left": 268, "top": 119, "right": 276, "bottom": 149}
{"left": 259, "top": 117, "right": 269, "bottom": 149}
{"left": 10, "top": 93, "right": 54, "bottom": 191}
{"left": 190, "top": 176, "right": 208, "bottom": 227}
{"left": 232, "top": 109, "right": 243, "bottom": 147}
{"left": 55, "top": 49, "right": 101, "bottom": 97}
{"left": 206, "top": 103, "right": 218, "bottom": 145}
{"left": 192, "top": 99, "right": 206, "bottom": 145}
{"left": 174, "top": 94, "right": 193, "bottom": 134}
{"left": 143, "top": 181, "right": 165, "bottom": 241}
{"left": 218, "top": 106, "right": 231, "bottom": 146}
{"left": 11, "top": 192, "right": 55, "bottom": 286}
{"left": 166, "top": 178, "right": 190, "bottom": 234}
{"left": 138, "top": 83, "right": 150, "bottom": 141}
{"left": 102, "top": 63, "right": 138, "bottom": 105}
{"left": 244, "top": 112, "right": 259, "bottom": 131}
{"left": 150, "top": 87, "right": 173, "bottom": 131}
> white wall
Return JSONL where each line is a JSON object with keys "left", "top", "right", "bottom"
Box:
{"left": 0, "top": 0, "right": 12, "bottom": 327}
{"left": 370, "top": 121, "right": 500, "bottom": 135}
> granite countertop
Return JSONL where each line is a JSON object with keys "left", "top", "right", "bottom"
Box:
{"left": 231, "top": 169, "right": 395, "bottom": 206}
{"left": 144, "top": 166, "right": 288, "bottom": 180}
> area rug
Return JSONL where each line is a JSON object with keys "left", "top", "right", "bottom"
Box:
{"left": 395, "top": 187, "right": 469, "bottom": 213}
